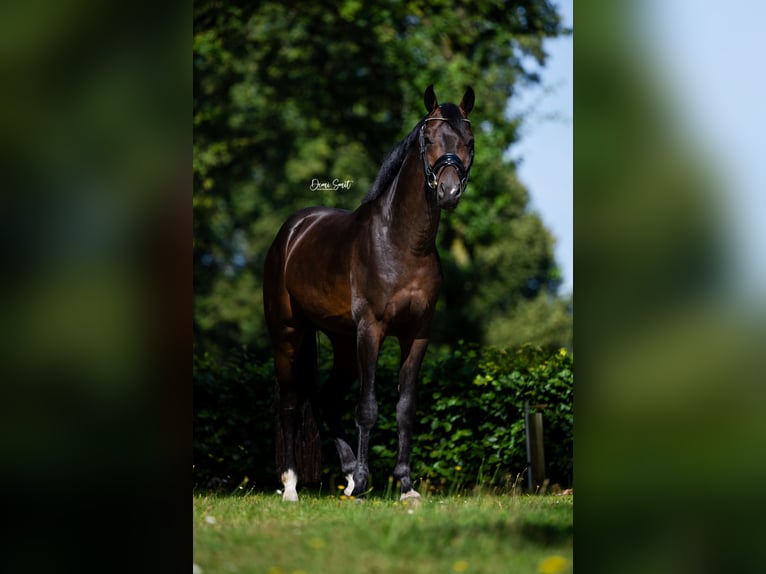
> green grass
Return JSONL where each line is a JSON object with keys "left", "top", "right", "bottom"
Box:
{"left": 193, "top": 490, "right": 573, "bottom": 574}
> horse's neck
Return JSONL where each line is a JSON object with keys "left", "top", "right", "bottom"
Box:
{"left": 378, "top": 151, "right": 441, "bottom": 256}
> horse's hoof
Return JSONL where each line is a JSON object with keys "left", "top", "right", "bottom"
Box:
{"left": 281, "top": 470, "right": 298, "bottom": 502}
{"left": 400, "top": 489, "right": 421, "bottom": 506}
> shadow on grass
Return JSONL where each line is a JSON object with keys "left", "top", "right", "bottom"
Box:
{"left": 417, "top": 517, "right": 573, "bottom": 547}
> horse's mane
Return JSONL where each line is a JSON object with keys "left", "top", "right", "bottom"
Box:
{"left": 361, "top": 104, "right": 468, "bottom": 205}
{"left": 361, "top": 120, "right": 423, "bottom": 205}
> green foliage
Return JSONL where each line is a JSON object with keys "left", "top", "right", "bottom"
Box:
{"left": 193, "top": 1, "right": 572, "bottom": 357}
{"left": 193, "top": 344, "right": 573, "bottom": 492}
{"left": 193, "top": 347, "right": 277, "bottom": 489}
{"left": 373, "top": 343, "right": 573, "bottom": 492}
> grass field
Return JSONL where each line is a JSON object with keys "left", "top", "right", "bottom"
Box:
{"left": 193, "top": 489, "right": 573, "bottom": 574}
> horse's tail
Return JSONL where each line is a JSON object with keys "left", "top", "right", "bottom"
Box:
{"left": 274, "top": 329, "right": 323, "bottom": 484}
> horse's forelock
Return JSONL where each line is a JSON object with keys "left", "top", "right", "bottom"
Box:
{"left": 437, "top": 103, "right": 471, "bottom": 134}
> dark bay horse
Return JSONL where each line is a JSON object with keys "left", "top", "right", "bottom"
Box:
{"left": 263, "top": 85, "right": 475, "bottom": 501}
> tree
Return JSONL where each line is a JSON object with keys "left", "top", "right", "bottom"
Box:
{"left": 193, "top": 0, "right": 571, "bottom": 357}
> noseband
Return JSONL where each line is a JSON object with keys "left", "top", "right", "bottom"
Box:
{"left": 418, "top": 117, "right": 473, "bottom": 193}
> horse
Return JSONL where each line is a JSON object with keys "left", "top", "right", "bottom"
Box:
{"left": 263, "top": 85, "right": 475, "bottom": 501}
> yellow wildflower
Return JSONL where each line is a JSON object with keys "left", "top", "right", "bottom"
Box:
{"left": 452, "top": 560, "right": 470, "bottom": 572}
{"left": 538, "top": 555, "right": 568, "bottom": 574}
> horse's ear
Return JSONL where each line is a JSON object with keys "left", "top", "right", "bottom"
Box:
{"left": 460, "top": 86, "right": 475, "bottom": 117}
{"left": 424, "top": 84, "right": 438, "bottom": 113}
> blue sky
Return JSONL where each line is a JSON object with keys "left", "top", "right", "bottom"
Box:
{"left": 509, "top": 0, "right": 766, "bottom": 302}
{"left": 510, "top": 0, "right": 573, "bottom": 295}
{"left": 642, "top": 0, "right": 766, "bottom": 302}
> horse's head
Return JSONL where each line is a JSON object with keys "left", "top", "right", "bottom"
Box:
{"left": 420, "top": 85, "right": 475, "bottom": 210}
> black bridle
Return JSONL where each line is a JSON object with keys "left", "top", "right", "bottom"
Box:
{"left": 418, "top": 117, "right": 473, "bottom": 193}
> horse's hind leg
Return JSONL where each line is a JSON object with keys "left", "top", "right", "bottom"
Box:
{"left": 273, "top": 323, "right": 321, "bottom": 502}
{"left": 319, "top": 335, "right": 358, "bottom": 495}
{"left": 265, "top": 231, "right": 321, "bottom": 501}
{"left": 273, "top": 337, "right": 302, "bottom": 502}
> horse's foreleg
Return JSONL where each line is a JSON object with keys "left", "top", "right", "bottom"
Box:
{"left": 393, "top": 337, "right": 429, "bottom": 500}
{"left": 352, "top": 321, "right": 383, "bottom": 496}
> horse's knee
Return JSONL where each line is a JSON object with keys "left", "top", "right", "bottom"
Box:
{"left": 355, "top": 398, "right": 378, "bottom": 429}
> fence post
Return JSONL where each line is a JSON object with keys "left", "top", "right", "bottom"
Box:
{"left": 525, "top": 402, "right": 547, "bottom": 491}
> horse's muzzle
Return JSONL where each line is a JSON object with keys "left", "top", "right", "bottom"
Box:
{"left": 437, "top": 181, "right": 463, "bottom": 210}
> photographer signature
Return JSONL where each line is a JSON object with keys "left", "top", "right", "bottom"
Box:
{"left": 310, "top": 178, "right": 354, "bottom": 191}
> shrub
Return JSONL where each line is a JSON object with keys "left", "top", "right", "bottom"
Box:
{"left": 193, "top": 347, "right": 276, "bottom": 490}
{"left": 192, "top": 342, "right": 573, "bottom": 493}
{"left": 372, "top": 343, "right": 573, "bottom": 493}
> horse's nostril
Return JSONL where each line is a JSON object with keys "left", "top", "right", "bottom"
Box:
{"left": 441, "top": 184, "right": 460, "bottom": 198}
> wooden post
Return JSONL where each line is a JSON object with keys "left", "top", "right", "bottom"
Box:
{"left": 524, "top": 402, "right": 532, "bottom": 490}
{"left": 525, "top": 402, "right": 547, "bottom": 491}
{"left": 529, "top": 412, "right": 545, "bottom": 490}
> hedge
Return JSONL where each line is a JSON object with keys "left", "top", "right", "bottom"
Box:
{"left": 193, "top": 341, "right": 573, "bottom": 493}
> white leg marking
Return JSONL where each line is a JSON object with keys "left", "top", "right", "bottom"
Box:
{"left": 281, "top": 470, "right": 298, "bottom": 502}
{"left": 343, "top": 473, "right": 355, "bottom": 496}
{"left": 400, "top": 489, "right": 421, "bottom": 501}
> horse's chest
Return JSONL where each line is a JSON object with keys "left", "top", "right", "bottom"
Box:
{"left": 374, "top": 261, "right": 441, "bottom": 325}
{"left": 384, "top": 284, "right": 435, "bottom": 323}
{"left": 350, "top": 244, "right": 442, "bottom": 326}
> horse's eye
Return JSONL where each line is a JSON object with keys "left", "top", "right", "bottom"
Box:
{"left": 424, "top": 137, "right": 433, "bottom": 145}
